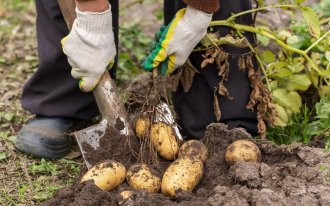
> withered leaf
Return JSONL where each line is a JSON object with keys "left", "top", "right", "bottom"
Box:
{"left": 218, "top": 83, "right": 234, "bottom": 100}
{"left": 214, "top": 94, "right": 221, "bottom": 121}
{"left": 217, "top": 35, "right": 249, "bottom": 48}
{"left": 180, "top": 60, "right": 197, "bottom": 93}
{"left": 238, "top": 56, "right": 246, "bottom": 71}
{"left": 245, "top": 54, "right": 276, "bottom": 139}
{"left": 201, "top": 48, "right": 220, "bottom": 68}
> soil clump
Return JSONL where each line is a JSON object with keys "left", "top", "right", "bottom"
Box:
{"left": 43, "top": 123, "right": 330, "bottom": 206}
{"left": 81, "top": 126, "right": 139, "bottom": 168}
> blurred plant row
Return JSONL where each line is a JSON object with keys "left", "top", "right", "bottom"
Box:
{"left": 255, "top": 0, "right": 330, "bottom": 146}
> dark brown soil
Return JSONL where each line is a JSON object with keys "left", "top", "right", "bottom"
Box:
{"left": 43, "top": 123, "right": 330, "bottom": 206}
{"left": 81, "top": 126, "right": 139, "bottom": 168}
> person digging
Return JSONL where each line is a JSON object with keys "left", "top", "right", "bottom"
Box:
{"left": 16, "top": 0, "right": 258, "bottom": 159}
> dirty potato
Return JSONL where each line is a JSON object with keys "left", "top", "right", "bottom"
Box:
{"left": 135, "top": 117, "right": 150, "bottom": 139}
{"left": 178, "top": 140, "right": 208, "bottom": 163}
{"left": 81, "top": 160, "right": 126, "bottom": 191}
{"left": 150, "top": 122, "right": 179, "bottom": 160}
{"left": 225, "top": 139, "right": 261, "bottom": 166}
{"left": 161, "top": 157, "right": 204, "bottom": 197}
{"left": 126, "top": 163, "right": 161, "bottom": 193}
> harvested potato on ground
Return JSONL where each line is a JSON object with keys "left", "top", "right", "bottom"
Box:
{"left": 126, "top": 163, "right": 161, "bottom": 193}
{"left": 150, "top": 122, "right": 179, "bottom": 160}
{"left": 161, "top": 157, "right": 204, "bottom": 198}
{"left": 135, "top": 117, "right": 150, "bottom": 139}
{"left": 178, "top": 140, "right": 208, "bottom": 163}
{"left": 225, "top": 139, "right": 261, "bottom": 166}
{"left": 81, "top": 160, "right": 126, "bottom": 191}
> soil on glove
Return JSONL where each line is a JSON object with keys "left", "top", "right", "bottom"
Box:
{"left": 43, "top": 123, "right": 330, "bottom": 206}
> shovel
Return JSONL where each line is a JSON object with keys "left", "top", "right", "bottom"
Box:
{"left": 58, "top": 0, "right": 131, "bottom": 169}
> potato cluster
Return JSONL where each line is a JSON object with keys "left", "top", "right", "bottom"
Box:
{"left": 135, "top": 118, "right": 179, "bottom": 160}
{"left": 81, "top": 118, "right": 262, "bottom": 200}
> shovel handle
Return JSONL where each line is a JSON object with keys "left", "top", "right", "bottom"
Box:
{"left": 57, "top": 0, "right": 76, "bottom": 30}
{"left": 93, "top": 72, "right": 127, "bottom": 126}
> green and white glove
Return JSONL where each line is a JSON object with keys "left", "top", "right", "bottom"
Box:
{"left": 61, "top": 6, "right": 116, "bottom": 92}
{"left": 142, "top": 6, "right": 212, "bottom": 75}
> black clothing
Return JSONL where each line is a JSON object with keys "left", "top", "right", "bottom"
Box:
{"left": 165, "top": 0, "right": 258, "bottom": 139}
{"left": 22, "top": 0, "right": 257, "bottom": 139}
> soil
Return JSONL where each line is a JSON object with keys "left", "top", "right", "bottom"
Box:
{"left": 81, "top": 126, "right": 140, "bottom": 168}
{"left": 42, "top": 123, "right": 330, "bottom": 206}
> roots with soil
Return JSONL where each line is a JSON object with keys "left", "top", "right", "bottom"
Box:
{"left": 125, "top": 72, "right": 180, "bottom": 171}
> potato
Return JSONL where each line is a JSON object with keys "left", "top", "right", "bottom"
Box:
{"left": 126, "top": 163, "right": 161, "bottom": 193}
{"left": 135, "top": 117, "right": 150, "bottom": 139}
{"left": 225, "top": 139, "right": 261, "bottom": 166}
{"left": 150, "top": 122, "right": 179, "bottom": 160}
{"left": 161, "top": 157, "right": 204, "bottom": 197}
{"left": 178, "top": 140, "right": 208, "bottom": 163}
{"left": 81, "top": 160, "right": 126, "bottom": 191}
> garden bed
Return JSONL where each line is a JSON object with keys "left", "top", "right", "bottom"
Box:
{"left": 43, "top": 123, "right": 330, "bottom": 206}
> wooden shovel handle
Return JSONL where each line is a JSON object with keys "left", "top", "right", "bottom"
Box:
{"left": 57, "top": 0, "right": 76, "bottom": 30}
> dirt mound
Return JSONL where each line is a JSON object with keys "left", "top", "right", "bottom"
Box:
{"left": 42, "top": 123, "right": 330, "bottom": 206}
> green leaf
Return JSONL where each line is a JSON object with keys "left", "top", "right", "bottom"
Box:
{"left": 261, "top": 50, "right": 275, "bottom": 64}
{"left": 274, "top": 104, "right": 289, "bottom": 127}
{"left": 0, "top": 152, "right": 6, "bottom": 160}
{"left": 257, "top": 0, "right": 264, "bottom": 7}
{"left": 319, "top": 66, "right": 330, "bottom": 78}
{"left": 200, "top": 33, "right": 218, "bottom": 48}
{"left": 319, "top": 85, "right": 330, "bottom": 97}
{"left": 299, "top": 6, "right": 321, "bottom": 38}
{"left": 294, "top": 0, "right": 306, "bottom": 4}
{"left": 0, "top": 131, "right": 10, "bottom": 139}
{"left": 286, "top": 74, "right": 312, "bottom": 91}
{"left": 319, "top": 165, "right": 329, "bottom": 171}
{"left": 306, "top": 121, "right": 324, "bottom": 136}
{"left": 0, "top": 112, "right": 15, "bottom": 122}
{"left": 315, "top": 97, "right": 330, "bottom": 119}
{"left": 257, "top": 34, "right": 270, "bottom": 46}
{"left": 325, "top": 51, "right": 330, "bottom": 62}
{"left": 277, "top": 30, "right": 292, "bottom": 41}
{"left": 267, "top": 62, "right": 293, "bottom": 78}
{"left": 272, "top": 89, "right": 302, "bottom": 113}
{"left": 292, "top": 57, "right": 305, "bottom": 73}
{"left": 269, "top": 81, "right": 278, "bottom": 90}
{"left": 308, "top": 70, "right": 319, "bottom": 87}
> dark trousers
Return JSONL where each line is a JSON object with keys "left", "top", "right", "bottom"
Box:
{"left": 22, "top": 0, "right": 257, "bottom": 139}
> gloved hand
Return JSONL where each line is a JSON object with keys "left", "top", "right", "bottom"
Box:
{"left": 142, "top": 6, "right": 212, "bottom": 75}
{"left": 61, "top": 6, "right": 116, "bottom": 92}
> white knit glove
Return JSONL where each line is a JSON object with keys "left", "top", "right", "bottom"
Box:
{"left": 61, "top": 6, "right": 116, "bottom": 92}
{"left": 142, "top": 6, "right": 212, "bottom": 75}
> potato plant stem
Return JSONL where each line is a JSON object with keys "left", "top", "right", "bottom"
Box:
{"left": 227, "top": 5, "right": 298, "bottom": 22}
{"left": 210, "top": 20, "right": 322, "bottom": 75}
{"left": 305, "top": 30, "right": 330, "bottom": 53}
